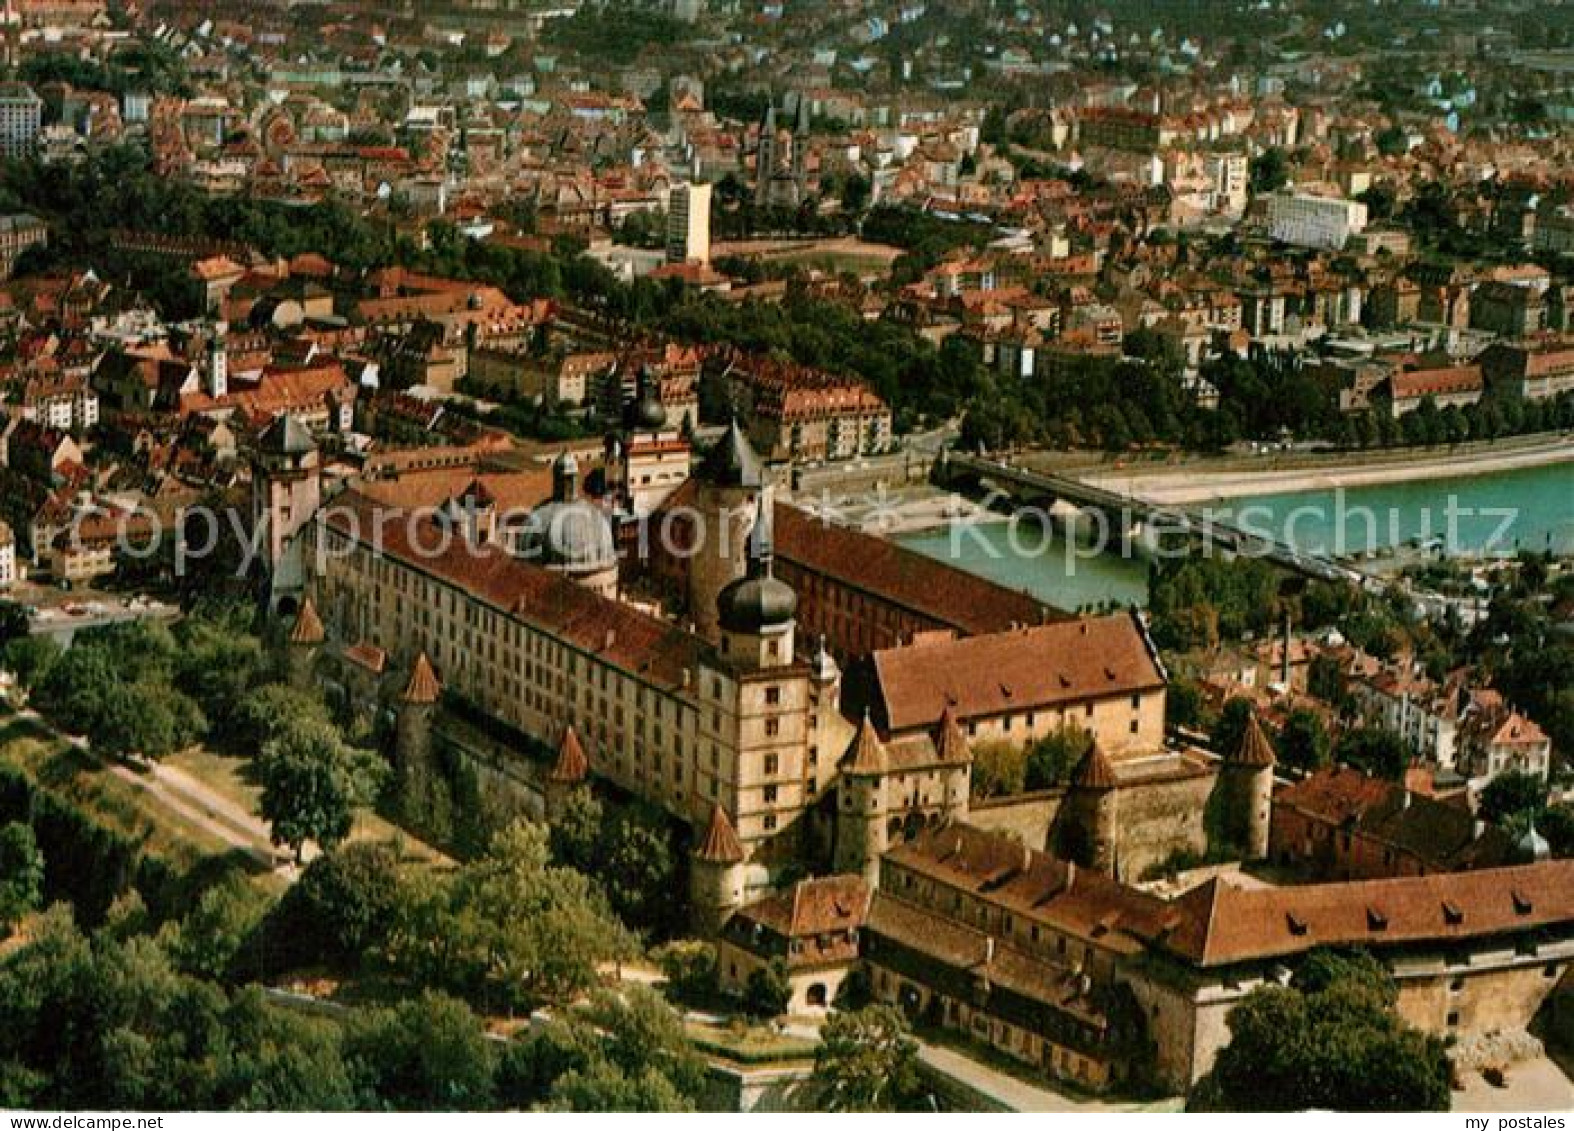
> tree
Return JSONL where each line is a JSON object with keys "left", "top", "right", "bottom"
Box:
{"left": 1336, "top": 726, "right": 1409, "bottom": 780}
{"left": 1541, "top": 804, "right": 1574, "bottom": 858}
{"left": 172, "top": 612, "right": 267, "bottom": 743}
{"left": 1249, "top": 147, "right": 1290, "bottom": 195}
{"left": 345, "top": 991, "right": 496, "bottom": 1110}
{"left": 1478, "top": 770, "right": 1547, "bottom": 826}
{"left": 162, "top": 873, "right": 271, "bottom": 981}
{"left": 652, "top": 939, "right": 718, "bottom": 1005}
{"left": 743, "top": 958, "right": 792, "bottom": 1019}
{"left": 1024, "top": 726, "right": 1092, "bottom": 791}
{"left": 0, "top": 822, "right": 44, "bottom": 935}
{"left": 547, "top": 787, "right": 604, "bottom": 874}
{"left": 503, "top": 987, "right": 706, "bottom": 1111}
{"left": 232, "top": 684, "right": 332, "bottom": 754}
{"left": 596, "top": 803, "right": 679, "bottom": 933}
{"left": 385, "top": 821, "right": 636, "bottom": 1009}
{"left": 92, "top": 679, "right": 204, "bottom": 762}
{"left": 1166, "top": 678, "right": 1206, "bottom": 730}
{"left": 812, "top": 1005, "right": 926, "bottom": 1112}
{"left": 0, "top": 602, "right": 29, "bottom": 649}
{"left": 271, "top": 841, "right": 407, "bottom": 969}
{"left": 257, "top": 718, "right": 384, "bottom": 863}
{"left": 969, "top": 740, "right": 1026, "bottom": 798}
{"left": 33, "top": 645, "right": 117, "bottom": 734}
{"left": 1, "top": 636, "right": 60, "bottom": 696}
{"left": 1190, "top": 948, "right": 1449, "bottom": 1111}
{"left": 1210, "top": 698, "right": 1255, "bottom": 760}
{"left": 1278, "top": 709, "right": 1331, "bottom": 772}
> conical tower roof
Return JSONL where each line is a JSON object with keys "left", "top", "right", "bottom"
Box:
{"left": 699, "top": 419, "right": 765, "bottom": 488}
{"left": 1231, "top": 712, "right": 1277, "bottom": 768}
{"left": 401, "top": 652, "right": 441, "bottom": 705}
{"left": 842, "top": 711, "right": 889, "bottom": 775}
{"left": 936, "top": 705, "right": 970, "bottom": 763}
{"left": 550, "top": 725, "right": 590, "bottom": 784}
{"left": 289, "top": 596, "right": 324, "bottom": 645}
{"left": 695, "top": 803, "right": 745, "bottom": 864}
{"left": 258, "top": 412, "right": 315, "bottom": 457}
{"left": 1070, "top": 742, "right": 1118, "bottom": 790}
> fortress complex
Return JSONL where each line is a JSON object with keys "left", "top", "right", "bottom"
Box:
{"left": 259, "top": 409, "right": 1574, "bottom": 1096}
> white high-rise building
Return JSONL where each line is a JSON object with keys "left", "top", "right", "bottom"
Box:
{"left": 0, "top": 519, "right": 17, "bottom": 590}
{"left": 666, "top": 181, "right": 712, "bottom": 265}
{"left": 1267, "top": 190, "right": 1368, "bottom": 250}
{"left": 0, "top": 82, "right": 42, "bottom": 160}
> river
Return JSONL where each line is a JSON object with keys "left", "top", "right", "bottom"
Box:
{"left": 896, "top": 460, "right": 1574, "bottom": 611}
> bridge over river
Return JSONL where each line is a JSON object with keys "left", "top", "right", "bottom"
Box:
{"left": 934, "top": 451, "right": 1368, "bottom": 586}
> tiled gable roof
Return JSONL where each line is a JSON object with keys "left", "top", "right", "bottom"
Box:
{"left": 323, "top": 490, "right": 709, "bottom": 694}
{"left": 1166, "top": 861, "right": 1574, "bottom": 967}
{"left": 872, "top": 612, "right": 1164, "bottom": 733}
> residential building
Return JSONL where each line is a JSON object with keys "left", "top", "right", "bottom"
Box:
{"left": 0, "top": 83, "right": 42, "bottom": 160}
{"left": 1266, "top": 190, "right": 1368, "bottom": 250}
{"left": 1378, "top": 364, "right": 1484, "bottom": 417}
{"left": 717, "top": 873, "right": 870, "bottom": 1012}
{"left": 1458, "top": 691, "right": 1553, "bottom": 786}
{"left": 0, "top": 520, "right": 16, "bottom": 589}
{"left": 859, "top": 613, "right": 1167, "bottom": 757}
{"left": 0, "top": 212, "right": 46, "bottom": 280}
{"left": 1270, "top": 765, "right": 1511, "bottom": 880}
{"left": 666, "top": 181, "right": 712, "bottom": 265}
{"left": 1480, "top": 338, "right": 1574, "bottom": 401}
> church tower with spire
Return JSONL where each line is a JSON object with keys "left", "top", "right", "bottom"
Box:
{"left": 688, "top": 420, "right": 769, "bottom": 642}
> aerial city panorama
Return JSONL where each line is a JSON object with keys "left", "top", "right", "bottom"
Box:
{"left": 0, "top": 0, "right": 1571, "bottom": 1117}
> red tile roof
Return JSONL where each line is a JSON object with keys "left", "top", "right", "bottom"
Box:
{"left": 551, "top": 725, "right": 590, "bottom": 783}
{"left": 1231, "top": 712, "right": 1277, "bottom": 768}
{"left": 289, "top": 596, "right": 325, "bottom": 645}
{"left": 1071, "top": 743, "right": 1118, "bottom": 790}
{"left": 1275, "top": 765, "right": 1509, "bottom": 870}
{"left": 696, "top": 803, "right": 744, "bottom": 864}
{"left": 1166, "top": 860, "right": 1574, "bottom": 967}
{"left": 885, "top": 821, "right": 1174, "bottom": 955}
{"left": 841, "top": 712, "right": 889, "bottom": 775}
{"left": 772, "top": 502, "right": 1056, "bottom": 635}
{"left": 323, "top": 489, "right": 709, "bottom": 694}
{"left": 401, "top": 651, "right": 441, "bottom": 704}
{"left": 872, "top": 612, "right": 1164, "bottom": 733}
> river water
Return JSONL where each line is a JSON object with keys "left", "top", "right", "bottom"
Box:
{"left": 897, "top": 460, "right": 1574, "bottom": 611}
